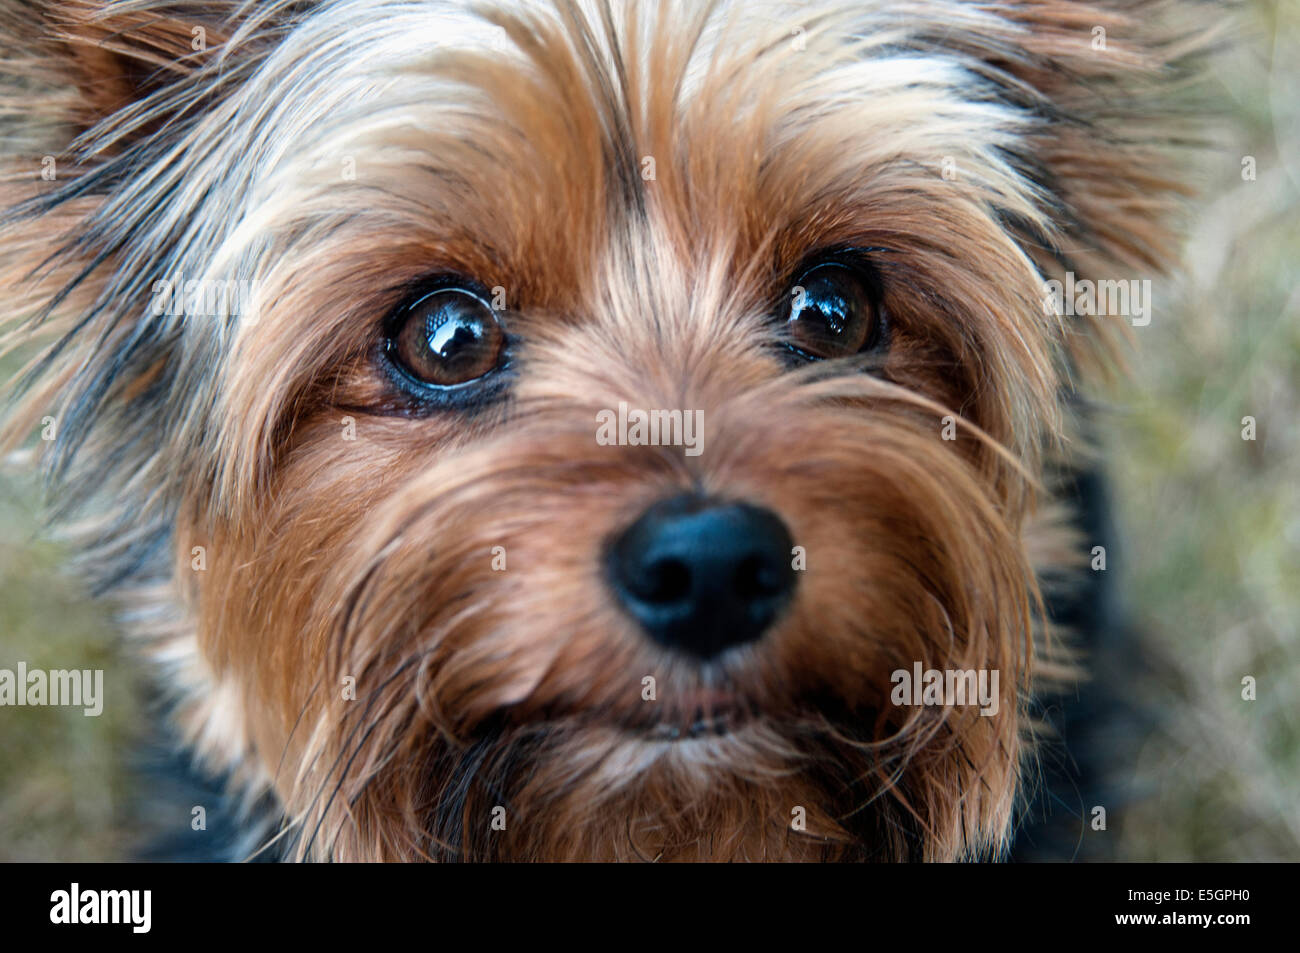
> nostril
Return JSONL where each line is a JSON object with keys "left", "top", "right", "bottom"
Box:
{"left": 734, "top": 553, "right": 783, "bottom": 601}
{"left": 636, "top": 557, "right": 692, "bottom": 604}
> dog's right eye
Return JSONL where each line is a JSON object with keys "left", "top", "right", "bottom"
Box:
{"left": 385, "top": 287, "right": 506, "bottom": 389}
{"left": 781, "top": 260, "right": 884, "bottom": 361}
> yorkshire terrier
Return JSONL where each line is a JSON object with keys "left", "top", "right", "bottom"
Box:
{"left": 0, "top": 0, "right": 1198, "bottom": 861}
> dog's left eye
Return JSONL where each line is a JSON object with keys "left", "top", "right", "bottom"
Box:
{"left": 782, "top": 261, "right": 883, "bottom": 360}
{"left": 385, "top": 287, "right": 505, "bottom": 388}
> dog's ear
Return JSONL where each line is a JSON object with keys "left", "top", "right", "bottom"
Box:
{"left": 0, "top": 1, "right": 283, "bottom": 147}
{"left": 999, "top": 3, "right": 1201, "bottom": 260}
{"left": 0, "top": 2, "right": 289, "bottom": 590}
{"left": 0, "top": 0, "right": 277, "bottom": 405}
{"left": 965, "top": 0, "right": 1212, "bottom": 371}
{"left": 36, "top": 1, "right": 230, "bottom": 131}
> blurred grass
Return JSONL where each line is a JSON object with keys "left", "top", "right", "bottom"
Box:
{"left": 0, "top": 1, "right": 1297, "bottom": 861}
{"left": 1106, "top": 0, "right": 1300, "bottom": 860}
{"left": 0, "top": 471, "right": 145, "bottom": 861}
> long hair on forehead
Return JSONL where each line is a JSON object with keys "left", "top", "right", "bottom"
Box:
{"left": 0, "top": 0, "right": 1197, "bottom": 583}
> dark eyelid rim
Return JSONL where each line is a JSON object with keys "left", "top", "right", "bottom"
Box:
{"left": 787, "top": 245, "right": 890, "bottom": 298}
{"left": 380, "top": 274, "right": 498, "bottom": 336}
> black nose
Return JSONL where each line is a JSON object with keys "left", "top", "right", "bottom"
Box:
{"left": 606, "top": 494, "right": 797, "bottom": 659}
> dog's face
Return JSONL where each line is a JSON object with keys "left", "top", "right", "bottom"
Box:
{"left": 1, "top": 0, "right": 1187, "bottom": 860}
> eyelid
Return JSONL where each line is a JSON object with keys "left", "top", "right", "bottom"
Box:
{"left": 383, "top": 277, "right": 498, "bottom": 335}
{"left": 788, "top": 247, "right": 886, "bottom": 292}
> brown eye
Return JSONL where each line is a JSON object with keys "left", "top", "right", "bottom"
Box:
{"left": 784, "top": 261, "right": 881, "bottom": 360}
{"left": 388, "top": 287, "right": 505, "bottom": 387}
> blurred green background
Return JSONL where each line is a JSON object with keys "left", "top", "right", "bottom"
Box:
{"left": 1104, "top": 0, "right": 1300, "bottom": 861}
{"left": 1, "top": 1, "right": 1297, "bottom": 861}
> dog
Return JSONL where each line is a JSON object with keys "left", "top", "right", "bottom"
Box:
{"left": 0, "top": 0, "right": 1200, "bottom": 861}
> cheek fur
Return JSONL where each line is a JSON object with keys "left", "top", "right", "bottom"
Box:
{"left": 187, "top": 345, "right": 1035, "bottom": 861}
